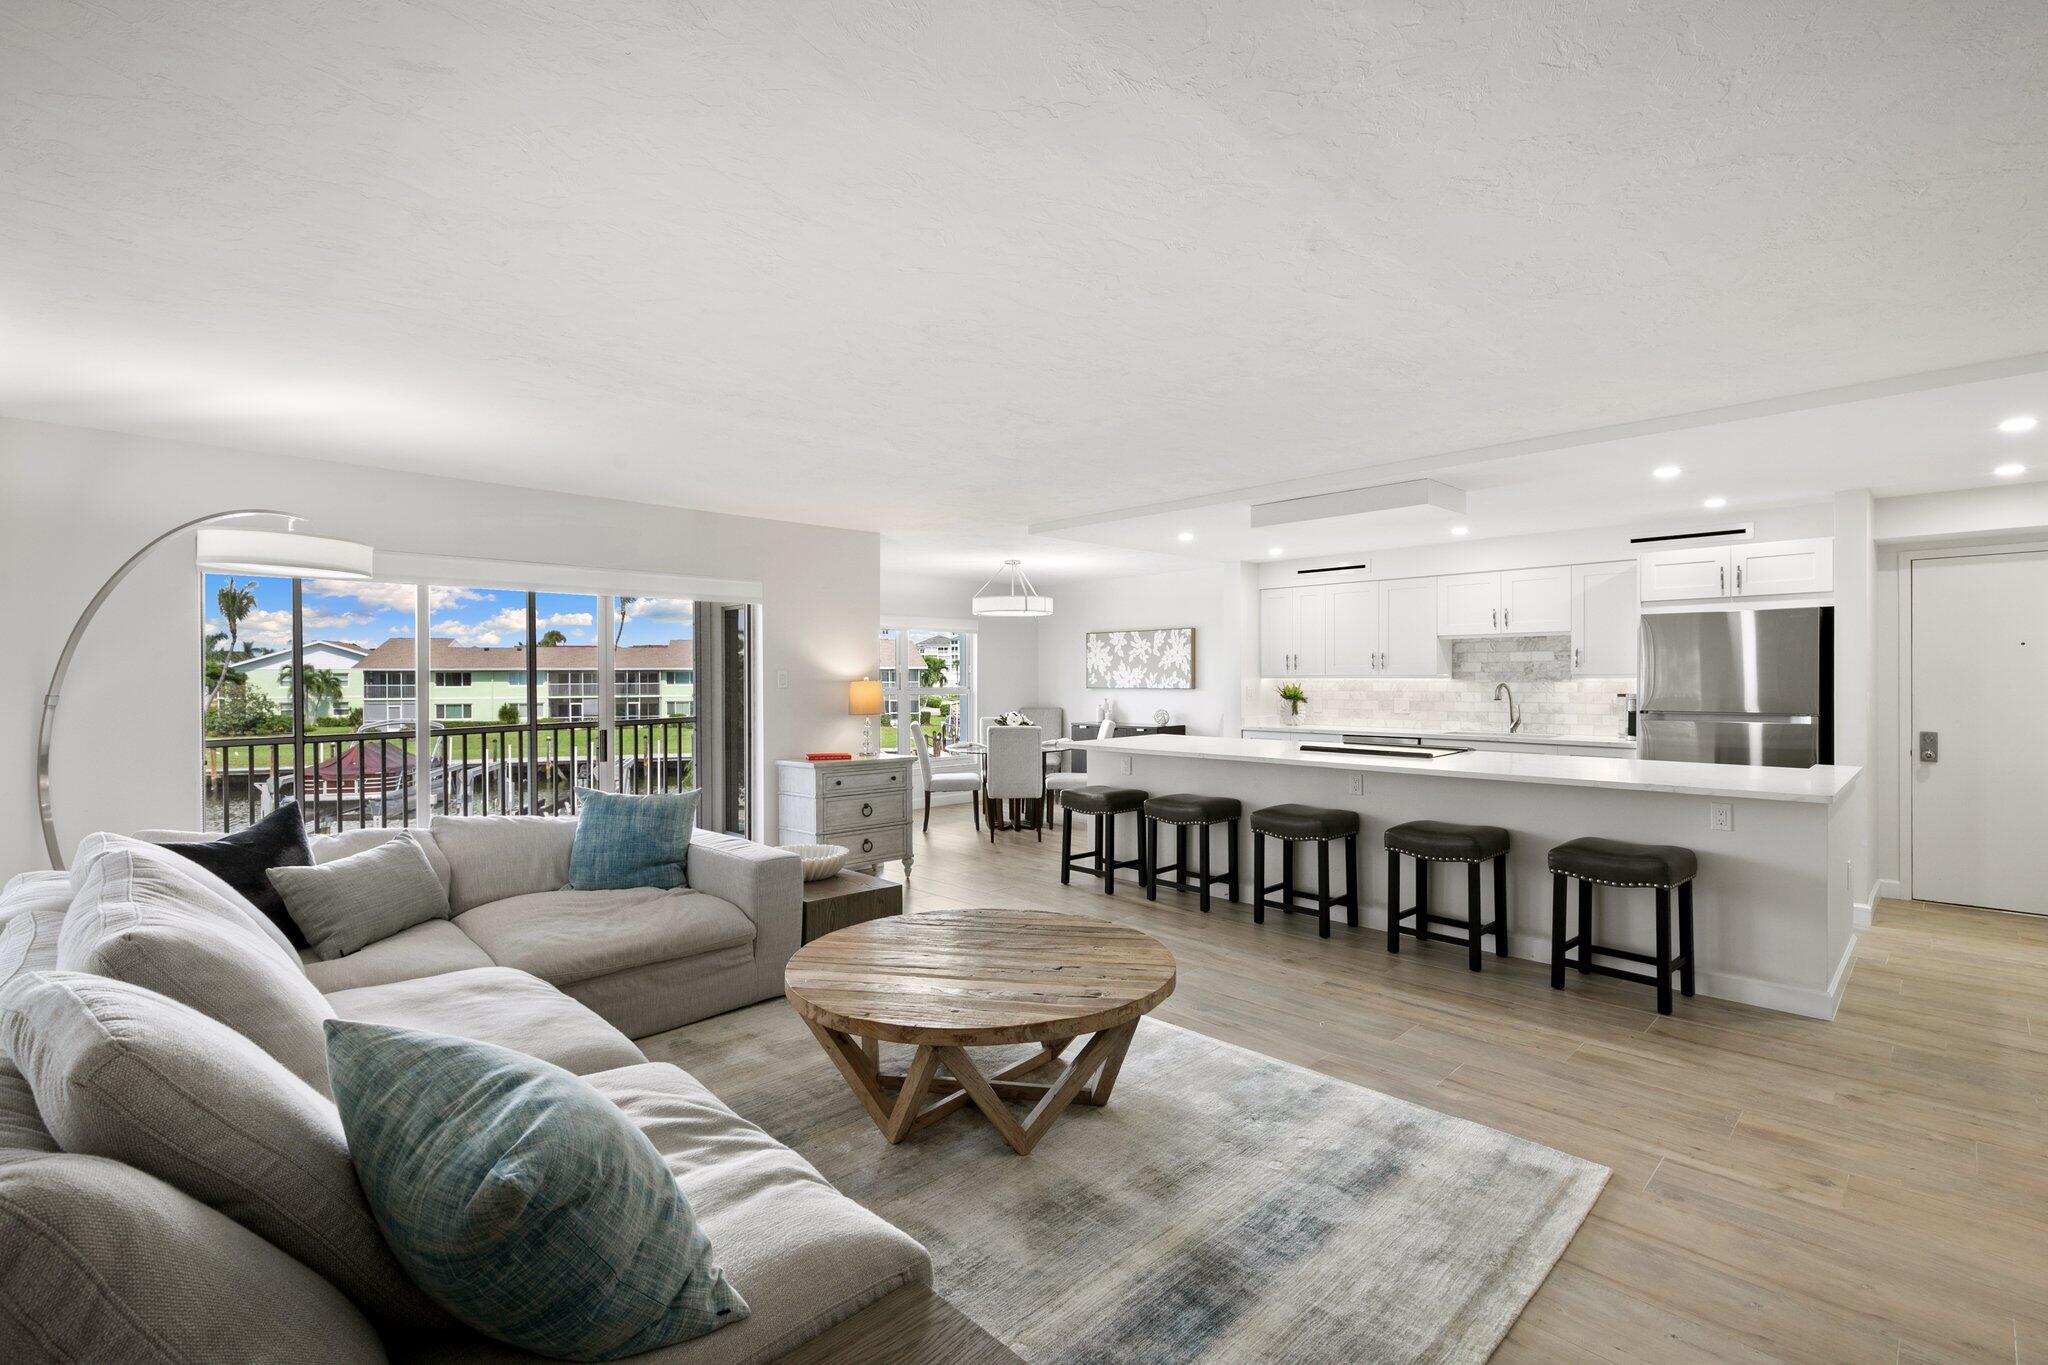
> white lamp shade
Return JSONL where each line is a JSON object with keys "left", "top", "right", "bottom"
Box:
{"left": 196, "top": 527, "right": 373, "bottom": 579}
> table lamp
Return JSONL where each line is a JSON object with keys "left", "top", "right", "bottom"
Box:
{"left": 848, "top": 677, "right": 884, "bottom": 757}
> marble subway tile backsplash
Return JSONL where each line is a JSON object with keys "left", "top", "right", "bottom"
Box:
{"left": 1252, "top": 634, "right": 1635, "bottom": 736}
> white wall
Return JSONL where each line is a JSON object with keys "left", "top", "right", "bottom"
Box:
{"left": 1033, "top": 562, "right": 1257, "bottom": 738}
{"left": 1832, "top": 489, "right": 1877, "bottom": 926}
{"left": 1, "top": 417, "right": 879, "bottom": 870}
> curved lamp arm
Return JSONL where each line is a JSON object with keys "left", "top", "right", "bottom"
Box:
{"left": 37, "top": 509, "right": 292, "bottom": 869}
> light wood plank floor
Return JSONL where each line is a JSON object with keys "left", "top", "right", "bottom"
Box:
{"left": 871, "top": 808, "right": 2048, "bottom": 1364}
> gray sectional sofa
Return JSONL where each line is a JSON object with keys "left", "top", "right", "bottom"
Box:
{"left": 0, "top": 816, "right": 933, "bottom": 1363}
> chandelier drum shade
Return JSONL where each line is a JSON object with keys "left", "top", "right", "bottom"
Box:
{"left": 972, "top": 559, "right": 1054, "bottom": 618}
{"left": 196, "top": 526, "right": 374, "bottom": 579}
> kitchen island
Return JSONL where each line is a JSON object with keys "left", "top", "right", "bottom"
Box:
{"left": 1078, "top": 733, "right": 1862, "bottom": 1019}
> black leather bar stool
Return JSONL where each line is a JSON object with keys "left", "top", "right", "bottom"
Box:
{"left": 1547, "top": 837, "right": 1698, "bottom": 1015}
{"left": 1384, "top": 820, "right": 1510, "bottom": 972}
{"left": 1142, "top": 794, "right": 1242, "bottom": 914}
{"left": 1249, "top": 804, "right": 1360, "bottom": 939}
{"left": 1059, "top": 787, "right": 1150, "bottom": 896}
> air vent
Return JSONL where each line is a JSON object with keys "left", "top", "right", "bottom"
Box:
{"left": 1296, "top": 562, "right": 1371, "bottom": 575}
{"left": 1628, "top": 524, "right": 1755, "bottom": 547}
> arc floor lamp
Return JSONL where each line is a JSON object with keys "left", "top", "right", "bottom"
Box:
{"left": 36, "top": 509, "right": 374, "bottom": 869}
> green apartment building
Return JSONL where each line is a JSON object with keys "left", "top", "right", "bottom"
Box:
{"left": 228, "top": 637, "right": 694, "bottom": 726}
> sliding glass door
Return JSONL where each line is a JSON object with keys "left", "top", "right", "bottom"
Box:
{"left": 200, "top": 575, "right": 752, "bottom": 833}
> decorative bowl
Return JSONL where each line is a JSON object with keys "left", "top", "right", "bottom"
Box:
{"left": 780, "top": 843, "right": 850, "bottom": 882}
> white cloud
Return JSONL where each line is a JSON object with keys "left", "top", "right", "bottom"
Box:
{"left": 543, "top": 611, "right": 593, "bottom": 628}
{"left": 304, "top": 581, "right": 487, "bottom": 613}
{"left": 626, "top": 598, "right": 693, "bottom": 624}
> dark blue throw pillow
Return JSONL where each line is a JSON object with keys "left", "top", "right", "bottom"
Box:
{"left": 161, "top": 802, "right": 314, "bottom": 948}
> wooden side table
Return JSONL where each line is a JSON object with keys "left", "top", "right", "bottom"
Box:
{"left": 802, "top": 869, "right": 904, "bottom": 943}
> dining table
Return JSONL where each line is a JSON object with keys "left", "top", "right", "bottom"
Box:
{"left": 943, "top": 736, "right": 1072, "bottom": 832}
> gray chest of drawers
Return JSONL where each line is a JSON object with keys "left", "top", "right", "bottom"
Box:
{"left": 775, "top": 756, "right": 917, "bottom": 877}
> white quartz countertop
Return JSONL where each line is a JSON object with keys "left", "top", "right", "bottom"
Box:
{"left": 1239, "top": 718, "right": 1637, "bottom": 750}
{"left": 1080, "top": 734, "right": 1860, "bottom": 804}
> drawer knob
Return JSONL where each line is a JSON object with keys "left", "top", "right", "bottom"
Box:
{"left": 861, "top": 802, "right": 873, "bottom": 817}
{"left": 861, "top": 838, "right": 874, "bottom": 853}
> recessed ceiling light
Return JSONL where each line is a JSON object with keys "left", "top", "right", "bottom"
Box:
{"left": 1267, "top": 547, "right": 1284, "bottom": 557}
{"left": 1653, "top": 465, "right": 1682, "bottom": 480}
{"left": 1176, "top": 531, "right": 1194, "bottom": 543}
{"left": 1998, "top": 415, "right": 2038, "bottom": 434}
{"left": 1703, "top": 496, "right": 1727, "bottom": 509}
{"left": 1450, "top": 525, "right": 1469, "bottom": 536}
{"left": 1994, "top": 463, "right": 2027, "bottom": 478}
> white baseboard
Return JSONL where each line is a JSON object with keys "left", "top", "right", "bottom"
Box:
{"left": 1855, "top": 877, "right": 1902, "bottom": 929}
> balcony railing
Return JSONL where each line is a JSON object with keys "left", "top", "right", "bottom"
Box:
{"left": 201, "top": 717, "right": 695, "bottom": 834}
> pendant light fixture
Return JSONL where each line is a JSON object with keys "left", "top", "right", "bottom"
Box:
{"left": 972, "top": 559, "right": 1054, "bottom": 618}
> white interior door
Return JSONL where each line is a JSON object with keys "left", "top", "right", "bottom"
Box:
{"left": 1911, "top": 550, "right": 2048, "bottom": 913}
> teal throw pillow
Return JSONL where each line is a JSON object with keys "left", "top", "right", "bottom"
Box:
{"left": 569, "top": 788, "right": 698, "bottom": 890}
{"left": 324, "top": 1020, "right": 747, "bottom": 1361}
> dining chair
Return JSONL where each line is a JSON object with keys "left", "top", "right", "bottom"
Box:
{"left": 983, "top": 724, "right": 1046, "bottom": 843}
{"left": 1045, "top": 715, "right": 1112, "bottom": 812}
{"left": 909, "top": 718, "right": 982, "bottom": 832}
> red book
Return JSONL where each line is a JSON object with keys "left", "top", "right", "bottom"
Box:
{"left": 806, "top": 752, "right": 854, "bottom": 762}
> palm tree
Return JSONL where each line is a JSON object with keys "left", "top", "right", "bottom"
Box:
{"left": 614, "top": 596, "right": 637, "bottom": 646}
{"left": 280, "top": 666, "right": 345, "bottom": 719}
{"left": 205, "top": 580, "right": 257, "bottom": 710}
{"left": 538, "top": 629, "right": 568, "bottom": 648}
{"left": 201, "top": 631, "right": 243, "bottom": 698}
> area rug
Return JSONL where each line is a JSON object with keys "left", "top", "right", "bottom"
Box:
{"left": 644, "top": 1003, "right": 1608, "bottom": 1364}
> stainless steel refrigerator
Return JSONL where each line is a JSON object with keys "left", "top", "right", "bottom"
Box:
{"left": 1638, "top": 607, "right": 1832, "bottom": 767}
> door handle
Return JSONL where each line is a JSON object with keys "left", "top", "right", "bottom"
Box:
{"left": 1491, "top": 608, "right": 1497, "bottom": 629}
{"left": 1735, "top": 564, "right": 1744, "bottom": 593}
{"left": 1503, "top": 609, "right": 1509, "bottom": 629}
{"left": 1719, "top": 565, "right": 1726, "bottom": 594}
{"left": 1918, "top": 731, "right": 1938, "bottom": 763}
{"left": 1572, "top": 646, "right": 1581, "bottom": 667}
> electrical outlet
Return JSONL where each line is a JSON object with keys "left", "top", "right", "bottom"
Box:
{"left": 1709, "top": 801, "right": 1733, "bottom": 831}
{"left": 1347, "top": 773, "right": 1364, "bottom": 795}
{"left": 1117, "top": 756, "right": 1133, "bottom": 776}
{"left": 775, "top": 669, "right": 788, "bottom": 689}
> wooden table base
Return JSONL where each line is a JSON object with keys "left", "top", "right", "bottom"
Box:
{"left": 802, "top": 1017, "right": 1139, "bottom": 1155}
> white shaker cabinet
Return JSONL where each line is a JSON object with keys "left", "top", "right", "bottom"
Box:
{"left": 1326, "top": 582, "right": 1381, "bottom": 675}
{"left": 1638, "top": 546, "right": 1731, "bottom": 602}
{"left": 1734, "top": 538, "right": 1833, "bottom": 597}
{"left": 1259, "top": 585, "right": 1328, "bottom": 675}
{"left": 1570, "top": 560, "right": 1638, "bottom": 676}
{"left": 1499, "top": 565, "right": 1572, "bottom": 633}
{"left": 1378, "top": 576, "right": 1443, "bottom": 675}
{"left": 1437, "top": 572, "right": 1503, "bottom": 636}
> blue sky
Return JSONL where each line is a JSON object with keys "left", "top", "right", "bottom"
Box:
{"left": 203, "top": 575, "right": 692, "bottom": 652}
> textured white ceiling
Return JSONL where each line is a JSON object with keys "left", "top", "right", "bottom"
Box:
{"left": 3, "top": 1, "right": 2045, "bottom": 581}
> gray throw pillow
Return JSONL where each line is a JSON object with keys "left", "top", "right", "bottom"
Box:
{"left": 0, "top": 971, "right": 451, "bottom": 1331}
{"left": 269, "top": 834, "right": 452, "bottom": 961}
{"left": 0, "top": 1150, "right": 388, "bottom": 1364}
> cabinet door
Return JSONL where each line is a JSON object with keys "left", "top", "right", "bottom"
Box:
{"left": 1259, "top": 588, "right": 1298, "bottom": 675}
{"left": 1379, "top": 577, "right": 1443, "bottom": 675}
{"left": 1639, "top": 547, "right": 1731, "bottom": 602}
{"left": 1734, "top": 538, "right": 1833, "bottom": 596}
{"left": 1438, "top": 572, "right": 1502, "bottom": 635}
{"left": 1499, "top": 565, "right": 1572, "bottom": 633}
{"left": 1571, "top": 561, "right": 1639, "bottom": 676}
{"left": 1325, "top": 582, "right": 1380, "bottom": 675}
{"left": 1293, "top": 586, "right": 1329, "bottom": 675}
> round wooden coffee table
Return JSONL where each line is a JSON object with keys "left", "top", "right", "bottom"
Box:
{"left": 784, "top": 908, "right": 1176, "bottom": 1155}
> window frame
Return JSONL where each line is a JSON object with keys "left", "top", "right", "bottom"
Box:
{"left": 877, "top": 625, "right": 976, "bottom": 761}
